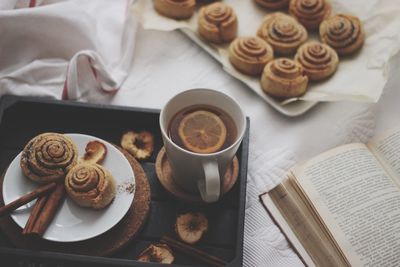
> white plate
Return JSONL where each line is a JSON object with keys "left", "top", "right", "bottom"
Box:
{"left": 2, "top": 134, "right": 135, "bottom": 242}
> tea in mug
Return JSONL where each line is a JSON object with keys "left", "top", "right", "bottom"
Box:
{"left": 168, "top": 105, "right": 237, "bottom": 154}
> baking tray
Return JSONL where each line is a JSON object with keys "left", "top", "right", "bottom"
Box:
{"left": 180, "top": 29, "right": 318, "bottom": 117}
{"left": 0, "top": 95, "right": 249, "bottom": 267}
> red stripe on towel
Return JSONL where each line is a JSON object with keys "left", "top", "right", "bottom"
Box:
{"left": 29, "top": 0, "right": 36, "bottom": 7}
{"left": 62, "top": 79, "right": 69, "bottom": 100}
{"left": 88, "top": 59, "right": 119, "bottom": 95}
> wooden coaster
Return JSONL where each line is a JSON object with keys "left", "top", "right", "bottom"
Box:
{"left": 155, "top": 147, "right": 239, "bottom": 203}
{"left": 0, "top": 147, "right": 151, "bottom": 257}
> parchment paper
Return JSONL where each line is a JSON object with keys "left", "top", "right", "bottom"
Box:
{"left": 132, "top": 0, "right": 400, "bottom": 105}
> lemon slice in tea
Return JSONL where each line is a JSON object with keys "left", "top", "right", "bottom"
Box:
{"left": 178, "top": 110, "right": 227, "bottom": 154}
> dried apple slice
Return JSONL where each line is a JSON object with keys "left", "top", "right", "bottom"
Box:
{"left": 81, "top": 141, "right": 107, "bottom": 164}
{"left": 137, "top": 244, "right": 174, "bottom": 264}
{"left": 121, "top": 130, "right": 154, "bottom": 160}
{"left": 175, "top": 212, "right": 208, "bottom": 245}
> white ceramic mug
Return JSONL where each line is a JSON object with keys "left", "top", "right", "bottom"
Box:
{"left": 159, "top": 89, "right": 246, "bottom": 203}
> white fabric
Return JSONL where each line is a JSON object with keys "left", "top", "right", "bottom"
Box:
{"left": 0, "top": 0, "right": 137, "bottom": 102}
{"left": 1, "top": 1, "right": 400, "bottom": 266}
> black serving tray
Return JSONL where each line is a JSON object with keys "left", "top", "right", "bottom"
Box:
{"left": 0, "top": 95, "right": 249, "bottom": 267}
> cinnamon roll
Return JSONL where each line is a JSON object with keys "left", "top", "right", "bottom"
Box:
{"left": 295, "top": 41, "right": 338, "bottom": 81}
{"left": 289, "top": 0, "right": 332, "bottom": 30}
{"left": 154, "top": 0, "right": 196, "bottom": 20}
{"left": 257, "top": 12, "right": 308, "bottom": 55}
{"left": 229, "top": 37, "right": 274, "bottom": 76}
{"left": 20, "top": 133, "right": 78, "bottom": 184}
{"left": 254, "top": 0, "right": 289, "bottom": 10}
{"left": 261, "top": 58, "right": 308, "bottom": 98}
{"left": 320, "top": 14, "right": 365, "bottom": 56}
{"left": 65, "top": 163, "right": 116, "bottom": 209}
{"left": 198, "top": 2, "right": 238, "bottom": 44}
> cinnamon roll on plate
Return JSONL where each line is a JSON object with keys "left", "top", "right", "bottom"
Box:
{"left": 295, "top": 41, "right": 339, "bottom": 81}
{"left": 198, "top": 2, "right": 238, "bottom": 44}
{"left": 154, "top": 0, "right": 196, "bottom": 20}
{"left": 320, "top": 14, "right": 365, "bottom": 56}
{"left": 289, "top": 0, "right": 332, "bottom": 30}
{"left": 254, "top": 0, "right": 290, "bottom": 10}
{"left": 261, "top": 58, "right": 309, "bottom": 98}
{"left": 257, "top": 12, "right": 308, "bottom": 55}
{"left": 229, "top": 36, "right": 274, "bottom": 76}
{"left": 20, "top": 133, "right": 78, "bottom": 184}
{"left": 65, "top": 163, "right": 116, "bottom": 209}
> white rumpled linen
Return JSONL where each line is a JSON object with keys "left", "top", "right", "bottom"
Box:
{"left": 0, "top": 0, "right": 137, "bottom": 102}
{"left": 2, "top": 1, "right": 400, "bottom": 266}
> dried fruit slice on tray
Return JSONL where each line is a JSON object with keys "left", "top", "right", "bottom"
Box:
{"left": 121, "top": 131, "right": 154, "bottom": 160}
{"left": 175, "top": 212, "right": 209, "bottom": 245}
{"left": 137, "top": 243, "right": 174, "bottom": 264}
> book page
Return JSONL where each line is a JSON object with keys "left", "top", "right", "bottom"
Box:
{"left": 262, "top": 178, "right": 349, "bottom": 267}
{"left": 260, "top": 191, "right": 316, "bottom": 267}
{"left": 368, "top": 128, "right": 400, "bottom": 186}
{"left": 293, "top": 143, "right": 400, "bottom": 266}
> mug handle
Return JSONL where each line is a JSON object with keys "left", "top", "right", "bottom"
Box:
{"left": 198, "top": 159, "right": 220, "bottom": 203}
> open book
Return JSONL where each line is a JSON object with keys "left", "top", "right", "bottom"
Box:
{"left": 260, "top": 128, "right": 400, "bottom": 267}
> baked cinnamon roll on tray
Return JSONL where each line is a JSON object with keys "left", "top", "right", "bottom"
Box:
{"left": 131, "top": 0, "right": 399, "bottom": 116}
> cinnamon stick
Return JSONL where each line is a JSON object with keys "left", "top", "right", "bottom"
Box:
{"left": 22, "top": 194, "right": 49, "bottom": 234}
{"left": 22, "top": 183, "right": 65, "bottom": 236}
{"left": 30, "top": 183, "right": 65, "bottom": 236}
{"left": 0, "top": 182, "right": 56, "bottom": 218}
{"left": 161, "top": 236, "right": 227, "bottom": 267}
